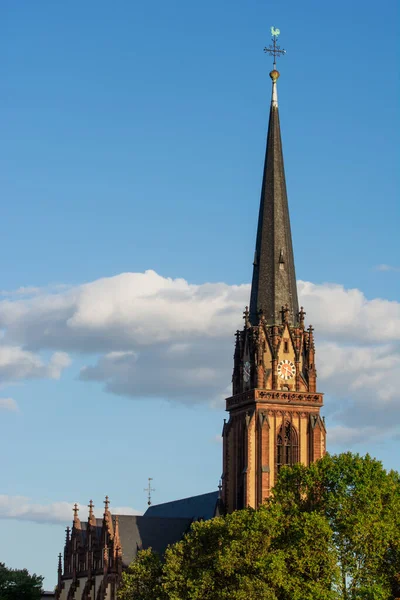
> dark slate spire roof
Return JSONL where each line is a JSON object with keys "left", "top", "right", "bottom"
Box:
{"left": 249, "top": 70, "right": 299, "bottom": 325}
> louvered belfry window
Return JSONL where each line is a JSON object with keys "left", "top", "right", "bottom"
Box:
{"left": 277, "top": 421, "right": 299, "bottom": 471}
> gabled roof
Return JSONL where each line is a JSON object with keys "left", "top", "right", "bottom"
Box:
{"left": 115, "top": 515, "right": 192, "bottom": 566}
{"left": 144, "top": 491, "right": 219, "bottom": 520}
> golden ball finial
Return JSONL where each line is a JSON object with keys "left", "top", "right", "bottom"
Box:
{"left": 269, "top": 69, "right": 280, "bottom": 81}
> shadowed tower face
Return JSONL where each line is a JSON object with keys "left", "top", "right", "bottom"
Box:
{"left": 222, "top": 31, "right": 326, "bottom": 513}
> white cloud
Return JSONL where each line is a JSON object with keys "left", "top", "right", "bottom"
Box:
{"left": 0, "top": 496, "right": 77, "bottom": 524}
{"left": 113, "top": 506, "right": 142, "bottom": 516}
{"left": 0, "top": 270, "right": 398, "bottom": 439}
{"left": 0, "top": 271, "right": 247, "bottom": 352}
{"left": 327, "top": 425, "right": 384, "bottom": 447}
{"left": 0, "top": 397, "right": 19, "bottom": 412}
{"left": 0, "top": 346, "right": 71, "bottom": 384}
{"left": 80, "top": 342, "right": 231, "bottom": 402}
{"left": 298, "top": 281, "right": 400, "bottom": 342}
{"left": 319, "top": 342, "right": 399, "bottom": 404}
{"left": 374, "top": 264, "right": 400, "bottom": 273}
{"left": 0, "top": 496, "right": 141, "bottom": 525}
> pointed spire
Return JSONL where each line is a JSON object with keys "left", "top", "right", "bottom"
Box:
{"left": 114, "top": 515, "right": 122, "bottom": 560}
{"left": 57, "top": 553, "right": 62, "bottom": 587}
{"left": 72, "top": 503, "right": 81, "bottom": 530}
{"left": 103, "top": 495, "right": 114, "bottom": 539}
{"left": 88, "top": 499, "right": 96, "bottom": 527}
{"left": 250, "top": 31, "right": 298, "bottom": 326}
{"left": 308, "top": 324, "right": 315, "bottom": 349}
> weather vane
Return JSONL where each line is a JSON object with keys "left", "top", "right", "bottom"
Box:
{"left": 144, "top": 477, "right": 155, "bottom": 506}
{"left": 264, "top": 27, "right": 286, "bottom": 70}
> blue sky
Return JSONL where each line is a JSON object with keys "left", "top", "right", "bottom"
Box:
{"left": 0, "top": 0, "right": 399, "bottom": 589}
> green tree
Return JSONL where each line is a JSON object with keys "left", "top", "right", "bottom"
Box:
{"left": 118, "top": 454, "right": 400, "bottom": 600}
{"left": 118, "top": 548, "right": 166, "bottom": 600}
{"left": 272, "top": 452, "right": 400, "bottom": 600}
{"left": 162, "top": 503, "right": 337, "bottom": 600}
{"left": 118, "top": 506, "right": 336, "bottom": 600}
{"left": 0, "top": 563, "right": 43, "bottom": 600}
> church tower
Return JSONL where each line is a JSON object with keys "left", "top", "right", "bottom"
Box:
{"left": 222, "top": 31, "right": 326, "bottom": 513}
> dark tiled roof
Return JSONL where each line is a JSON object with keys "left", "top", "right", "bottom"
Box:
{"left": 249, "top": 86, "right": 299, "bottom": 326}
{"left": 116, "top": 515, "right": 192, "bottom": 566}
{"left": 144, "top": 491, "right": 219, "bottom": 520}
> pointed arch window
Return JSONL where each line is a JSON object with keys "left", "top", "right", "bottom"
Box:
{"left": 276, "top": 421, "right": 298, "bottom": 471}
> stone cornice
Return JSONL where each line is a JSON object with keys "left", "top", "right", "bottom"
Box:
{"left": 226, "top": 389, "right": 323, "bottom": 411}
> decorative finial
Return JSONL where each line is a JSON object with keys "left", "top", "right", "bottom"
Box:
{"left": 281, "top": 304, "right": 290, "bottom": 324}
{"left": 264, "top": 26, "right": 286, "bottom": 72}
{"left": 72, "top": 504, "right": 81, "bottom": 529}
{"left": 103, "top": 496, "right": 110, "bottom": 511}
{"left": 264, "top": 27, "right": 285, "bottom": 108}
{"left": 298, "top": 307, "right": 306, "bottom": 328}
{"left": 88, "top": 499, "right": 96, "bottom": 526}
{"left": 144, "top": 478, "right": 155, "bottom": 506}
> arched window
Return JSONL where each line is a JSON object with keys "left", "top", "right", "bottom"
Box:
{"left": 276, "top": 421, "right": 299, "bottom": 471}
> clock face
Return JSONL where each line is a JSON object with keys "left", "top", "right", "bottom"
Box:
{"left": 277, "top": 359, "right": 296, "bottom": 380}
{"left": 243, "top": 361, "right": 251, "bottom": 383}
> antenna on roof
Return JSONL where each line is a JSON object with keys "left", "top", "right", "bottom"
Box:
{"left": 144, "top": 477, "right": 155, "bottom": 506}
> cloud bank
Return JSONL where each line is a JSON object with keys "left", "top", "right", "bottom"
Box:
{"left": 374, "top": 264, "right": 400, "bottom": 273}
{"left": 0, "top": 397, "right": 19, "bottom": 412}
{"left": 0, "top": 270, "right": 399, "bottom": 444}
{"left": 0, "top": 495, "right": 141, "bottom": 525}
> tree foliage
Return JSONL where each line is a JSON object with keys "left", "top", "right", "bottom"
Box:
{"left": 118, "top": 549, "right": 165, "bottom": 600}
{"left": 0, "top": 563, "right": 43, "bottom": 600}
{"left": 163, "top": 503, "right": 337, "bottom": 600}
{"left": 118, "top": 453, "right": 400, "bottom": 600}
{"left": 120, "top": 506, "right": 337, "bottom": 600}
{"left": 272, "top": 452, "right": 400, "bottom": 600}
